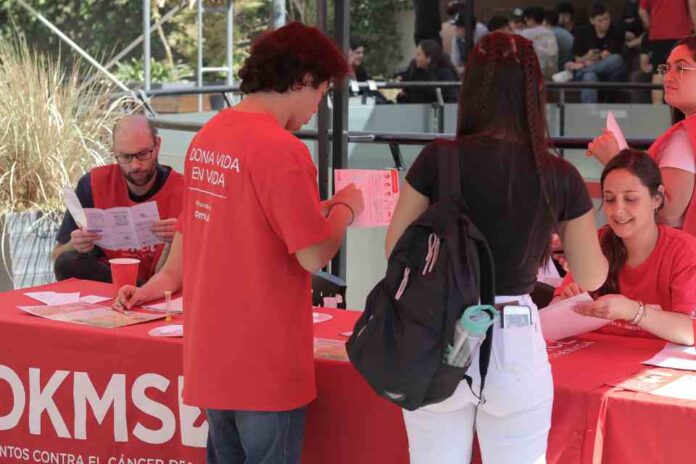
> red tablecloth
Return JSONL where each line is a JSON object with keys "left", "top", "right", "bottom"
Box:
{"left": 0, "top": 279, "right": 406, "bottom": 464}
{"left": 0, "top": 279, "right": 695, "bottom": 464}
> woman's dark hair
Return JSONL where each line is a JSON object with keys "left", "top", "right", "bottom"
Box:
{"left": 457, "top": 32, "right": 556, "bottom": 265}
{"left": 670, "top": 36, "right": 696, "bottom": 124}
{"left": 418, "top": 39, "right": 456, "bottom": 72}
{"left": 596, "top": 149, "right": 664, "bottom": 295}
{"left": 239, "top": 22, "right": 349, "bottom": 94}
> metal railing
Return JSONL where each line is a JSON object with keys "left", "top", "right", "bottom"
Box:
{"left": 153, "top": 117, "right": 654, "bottom": 153}
{"left": 142, "top": 79, "right": 666, "bottom": 137}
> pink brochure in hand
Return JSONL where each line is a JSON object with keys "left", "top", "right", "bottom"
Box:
{"left": 606, "top": 111, "right": 629, "bottom": 150}
{"left": 333, "top": 169, "right": 400, "bottom": 228}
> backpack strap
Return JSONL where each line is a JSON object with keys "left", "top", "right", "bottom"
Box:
{"left": 437, "top": 139, "right": 496, "bottom": 403}
{"left": 475, "top": 240, "right": 496, "bottom": 401}
{"left": 437, "top": 140, "right": 462, "bottom": 202}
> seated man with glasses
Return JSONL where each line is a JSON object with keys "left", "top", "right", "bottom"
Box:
{"left": 52, "top": 114, "right": 184, "bottom": 284}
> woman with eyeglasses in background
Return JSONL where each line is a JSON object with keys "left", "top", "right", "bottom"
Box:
{"left": 587, "top": 36, "right": 696, "bottom": 237}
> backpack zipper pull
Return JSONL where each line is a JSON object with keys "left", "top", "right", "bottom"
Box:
{"left": 395, "top": 267, "right": 411, "bottom": 300}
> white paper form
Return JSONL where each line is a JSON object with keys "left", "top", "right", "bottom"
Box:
{"left": 643, "top": 343, "right": 696, "bottom": 371}
{"left": 25, "top": 291, "right": 81, "bottom": 305}
{"left": 334, "top": 169, "right": 400, "bottom": 228}
{"left": 606, "top": 111, "right": 629, "bottom": 151}
{"left": 25, "top": 292, "right": 112, "bottom": 305}
{"left": 63, "top": 186, "right": 163, "bottom": 251}
{"left": 652, "top": 375, "right": 696, "bottom": 400}
{"left": 538, "top": 292, "right": 610, "bottom": 341}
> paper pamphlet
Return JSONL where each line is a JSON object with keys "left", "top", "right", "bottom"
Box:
{"left": 538, "top": 292, "right": 609, "bottom": 341}
{"left": 333, "top": 169, "right": 400, "bottom": 228}
{"left": 606, "top": 111, "right": 629, "bottom": 151}
{"left": 63, "top": 187, "right": 163, "bottom": 251}
{"left": 18, "top": 302, "right": 165, "bottom": 329}
{"left": 612, "top": 368, "right": 696, "bottom": 400}
{"left": 313, "top": 338, "right": 349, "bottom": 362}
{"left": 25, "top": 291, "right": 112, "bottom": 305}
{"left": 144, "top": 296, "right": 183, "bottom": 313}
{"left": 643, "top": 342, "right": 696, "bottom": 371}
{"left": 649, "top": 375, "right": 696, "bottom": 400}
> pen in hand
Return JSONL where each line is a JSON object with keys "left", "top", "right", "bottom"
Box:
{"left": 111, "top": 298, "right": 130, "bottom": 315}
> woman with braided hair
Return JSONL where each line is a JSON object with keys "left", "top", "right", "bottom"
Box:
{"left": 386, "top": 32, "right": 608, "bottom": 464}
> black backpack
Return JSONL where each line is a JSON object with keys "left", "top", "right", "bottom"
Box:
{"left": 346, "top": 139, "right": 496, "bottom": 411}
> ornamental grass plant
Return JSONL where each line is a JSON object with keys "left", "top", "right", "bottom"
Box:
{"left": 0, "top": 33, "right": 137, "bottom": 287}
{"left": 0, "top": 33, "right": 135, "bottom": 215}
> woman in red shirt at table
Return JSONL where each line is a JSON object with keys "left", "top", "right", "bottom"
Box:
{"left": 555, "top": 150, "right": 696, "bottom": 345}
{"left": 587, "top": 36, "right": 696, "bottom": 236}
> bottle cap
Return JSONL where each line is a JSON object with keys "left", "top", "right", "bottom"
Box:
{"left": 458, "top": 305, "right": 497, "bottom": 335}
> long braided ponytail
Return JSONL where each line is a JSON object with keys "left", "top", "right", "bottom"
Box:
{"left": 457, "top": 32, "right": 558, "bottom": 265}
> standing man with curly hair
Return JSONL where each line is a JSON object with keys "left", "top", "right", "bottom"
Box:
{"left": 115, "top": 22, "right": 364, "bottom": 464}
{"left": 182, "top": 22, "right": 365, "bottom": 464}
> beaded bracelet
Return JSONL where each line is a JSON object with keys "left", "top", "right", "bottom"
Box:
{"left": 630, "top": 300, "right": 646, "bottom": 325}
{"left": 327, "top": 201, "right": 355, "bottom": 225}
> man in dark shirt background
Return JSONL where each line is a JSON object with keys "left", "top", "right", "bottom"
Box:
{"left": 566, "top": 3, "right": 626, "bottom": 103}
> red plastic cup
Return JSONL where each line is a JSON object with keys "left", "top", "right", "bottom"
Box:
{"left": 692, "top": 310, "right": 696, "bottom": 347}
{"left": 109, "top": 258, "right": 140, "bottom": 295}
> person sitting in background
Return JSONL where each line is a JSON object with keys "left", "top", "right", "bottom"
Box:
{"left": 449, "top": 11, "right": 488, "bottom": 76}
{"left": 565, "top": 3, "right": 626, "bottom": 103}
{"left": 622, "top": 3, "right": 646, "bottom": 88}
{"left": 487, "top": 15, "right": 513, "bottom": 34}
{"left": 396, "top": 40, "right": 459, "bottom": 104}
{"left": 545, "top": 8, "right": 574, "bottom": 70}
{"left": 556, "top": 1, "right": 576, "bottom": 34}
{"left": 520, "top": 6, "right": 559, "bottom": 79}
{"left": 348, "top": 38, "right": 390, "bottom": 104}
{"left": 554, "top": 150, "right": 696, "bottom": 346}
{"left": 52, "top": 115, "right": 183, "bottom": 284}
{"left": 630, "top": 34, "right": 654, "bottom": 103}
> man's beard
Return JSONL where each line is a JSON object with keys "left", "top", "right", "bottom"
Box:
{"left": 124, "top": 167, "right": 156, "bottom": 187}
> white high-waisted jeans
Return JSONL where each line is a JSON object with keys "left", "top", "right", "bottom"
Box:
{"left": 403, "top": 295, "right": 553, "bottom": 464}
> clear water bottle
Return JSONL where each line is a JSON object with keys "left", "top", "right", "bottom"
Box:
{"left": 447, "top": 305, "right": 497, "bottom": 369}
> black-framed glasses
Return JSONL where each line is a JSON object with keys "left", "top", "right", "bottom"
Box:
{"left": 657, "top": 63, "right": 696, "bottom": 77}
{"left": 114, "top": 141, "right": 158, "bottom": 164}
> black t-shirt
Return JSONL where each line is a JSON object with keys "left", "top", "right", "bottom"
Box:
{"left": 396, "top": 60, "right": 459, "bottom": 104}
{"left": 572, "top": 23, "right": 625, "bottom": 57}
{"left": 55, "top": 165, "right": 172, "bottom": 246}
{"left": 406, "top": 136, "right": 593, "bottom": 295}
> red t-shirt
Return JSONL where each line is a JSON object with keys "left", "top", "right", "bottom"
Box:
{"left": 640, "top": 0, "right": 693, "bottom": 40}
{"left": 179, "top": 109, "right": 332, "bottom": 411}
{"left": 556, "top": 225, "right": 696, "bottom": 338}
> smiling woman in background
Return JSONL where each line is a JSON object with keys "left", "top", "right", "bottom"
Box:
{"left": 587, "top": 37, "right": 696, "bottom": 236}
{"left": 555, "top": 150, "right": 696, "bottom": 345}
